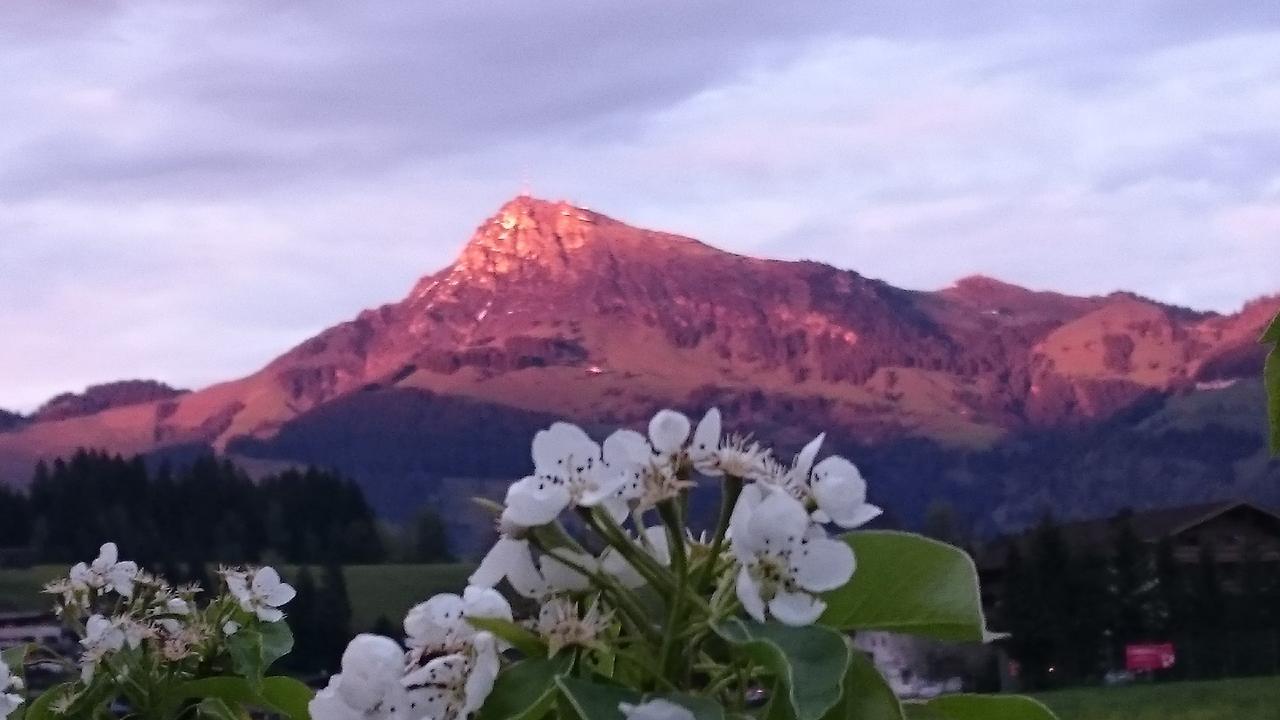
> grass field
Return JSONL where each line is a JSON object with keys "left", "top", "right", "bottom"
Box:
{"left": 0, "top": 563, "right": 475, "bottom": 632}
{"left": 1036, "top": 675, "right": 1280, "bottom": 720}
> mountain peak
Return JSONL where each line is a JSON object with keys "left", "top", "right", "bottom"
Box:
{"left": 452, "top": 195, "right": 606, "bottom": 281}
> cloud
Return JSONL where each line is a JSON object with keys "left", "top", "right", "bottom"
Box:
{"left": 1, "top": 2, "right": 1279, "bottom": 409}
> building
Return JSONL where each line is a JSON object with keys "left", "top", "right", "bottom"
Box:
{"left": 979, "top": 500, "right": 1280, "bottom": 614}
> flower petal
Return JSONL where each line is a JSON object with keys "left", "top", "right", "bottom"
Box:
{"left": 768, "top": 591, "right": 826, "bottom": 626}
{"left": 502, "top": 476, "right": 571, "bottom": 527}
{"left": 746, "top": 486, "right": 810, "bottom": 547}
{"left": 793, "top": 433, "right": 825, "bottom": 481}
{"left": 603, "top": 429, "right": 650, "bottom": 467}
{"left": 462, "top": 586, "right": 513, "bottom": 623}
{"left": 791, "top": 536, "right": 855, "bottom": 592}
{"left": 533, "top": 422, "right": 599, "bottom": 474}
{"left": 647, "top": 409, "right": 691, "bottom": 453}
{"left": 735, "top": 566, "right": 767, "bottom": 623}
{"left": 690, "top": 408, "right": 721, "bottom": 466}
{"left": 728, "top": 483, "right": 765, "bottom": 562}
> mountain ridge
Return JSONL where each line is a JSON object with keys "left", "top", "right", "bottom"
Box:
{"left": 1, "top": 197, "right": 1276, "bottom": 531}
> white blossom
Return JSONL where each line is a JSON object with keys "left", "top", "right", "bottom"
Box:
{"left": 224, "top": 566, "right": 296, "bottom": 622}
{"left": 730, "top": 484, "right": 855, "bottom": 625}
{"left": 69, "top": 543, "right": 139, "bottom": 597}
{"left": 80, "top": 614, "right": 127, "bottom": 682}
{"left": 223, "top": 620, "right": 240, "bottom": 636}
{"left": 401, "top": 632, "right": 501, "bottom": 720}
{"left": 0, "top": 659, "right": 22, "bottom": 720}
{"left": 404, "top": 586, "right": 512, "bottom": 659}
{"left": 501, "top": 422, "right": 625, "bottom": 527}
{"left": 620, "top": 699, "right": 696, "bottom": 720}
{"left": 470, "top": 538, "right": 596, "bottom": 600}
{"left": 535, "top": 597, "right": 611, "bottom": 655}
{"left": 760, "top": 435, "right": 882, "bottom": 529}
{"left": 690, "top": 408, "right": 771, "bottom": 480}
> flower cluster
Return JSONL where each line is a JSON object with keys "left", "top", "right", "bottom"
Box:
{"left": 33, "top": 543, "right": 296, "bottom": 717}
{"left": 317, "top": 407, "right": 882, "bottom": 720}
{"left": 310, "top": 587, "right": 510, "bottom": 720}
{"left": 477, "top": 407, "right": 879, "bottom": 626}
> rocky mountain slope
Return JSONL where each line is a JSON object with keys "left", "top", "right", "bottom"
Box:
{"left": 1, "top": 196, "right": 1276, "bottom": 534}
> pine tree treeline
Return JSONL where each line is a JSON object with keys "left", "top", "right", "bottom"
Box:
{"left": 0, "top": 449, "right": 388, "bottom": 565}
{"left": 999, "top": 514, "right": 1280, "bottom": 688}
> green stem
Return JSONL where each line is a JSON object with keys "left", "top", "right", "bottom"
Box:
{"left": 696, "top": 475, "right": 743, "bottom": 594}
{"left": 538, "top": 546, "right": 660, "bottom": 646}
{"left": 656, "top": 500, "right": 690, "bottom": 683}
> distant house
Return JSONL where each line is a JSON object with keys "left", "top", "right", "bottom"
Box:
{"left": 978, "top": 500, "right": 1280, "bottom": 618}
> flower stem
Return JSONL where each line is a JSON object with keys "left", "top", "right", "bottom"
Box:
{"left": 656, "top": 499, "right": 689, "bottom": 683}
{"left": 695, "top": 475, "right": 743, "bottom": 593}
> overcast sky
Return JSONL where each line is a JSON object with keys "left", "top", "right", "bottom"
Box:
{"left": 2, "top": 2, "right": 1279, "bottom": 411}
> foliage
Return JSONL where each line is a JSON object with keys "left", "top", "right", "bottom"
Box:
{"left": 1, "top": 544, "right": 304, "bottom": 720}
{"left": 0, "top": 450, "right": 385, "bottom": 565}
{"left": 1263, "top": 310, "right": 1280, "bottom": 454}
{"left": 298, "top": 408, "right": 1055, "bottom": 720}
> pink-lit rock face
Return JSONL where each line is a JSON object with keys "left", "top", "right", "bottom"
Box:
{"left": 1, "top": 195, "right": 1276, "bottom": 483}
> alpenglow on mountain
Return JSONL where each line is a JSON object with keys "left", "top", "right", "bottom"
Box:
{"left": 2, "top": 196, "right": 1277, "bottom": 541}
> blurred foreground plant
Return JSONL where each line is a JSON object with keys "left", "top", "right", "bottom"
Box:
{"left": 2, "top": 544, "right": 309, "bottom": 719}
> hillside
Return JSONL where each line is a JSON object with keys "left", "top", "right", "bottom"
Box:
{"left": 1, "top": 196, "right": 1275, "bottom": 540}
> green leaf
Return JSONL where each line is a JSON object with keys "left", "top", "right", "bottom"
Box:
{"left": 479, "top": 655, "right": 572, "bottom": 720}
{"left": 197, "top": 697, "right": 250, "bottom": 720}
{"left": 167, "top": 675, "right": 312, "bottom": 719}
{"left": 260, "top": 676, "right": 315, "bottom": 720}
{"left": 21, "top": 683, "right": 74, "bottom": 720}
{"left": 905, "top": 694, "right": 1058, "bottom": 720}
{"left": 554, "top": 677, "right": 721, "bottom": 720}
{"left": 227, "top": 622, "right": 294, "bottom": 690}
{"left": 555, "top": 676, "right": 640, "bottom": 720}
{"left": 821, "top": 648, "right": 904, "bottom": 720}
{"left": 821, "top": 531, "right": 995, "bottom": 642}
{"left": 259, "top": 621, "right": 295, "bottom": 670}
{"left": 0, "top": 644, "right": 28, "bottom": 679}
{"left": 467, "top": 616, "right": 549, "bottom": 659}
{"left": 712, "top": 619, "right": 850, "bottom": 720}
{"left": 1262, "top": 310, "right": 1280, "bottom": 454}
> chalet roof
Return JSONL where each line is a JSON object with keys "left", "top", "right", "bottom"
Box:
{"left": 979, "top": 500, "right": 1280, "bottom": 570}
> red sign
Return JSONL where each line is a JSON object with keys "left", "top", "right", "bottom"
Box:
{"left": 1125, "top": 643, "right": 1176, "bottom": 672}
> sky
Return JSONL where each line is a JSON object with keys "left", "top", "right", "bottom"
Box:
{"left": 2, "top": 1, "right": 1280, "bottom": 412}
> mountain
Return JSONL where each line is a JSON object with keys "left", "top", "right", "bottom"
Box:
{"left": 31, "top": 380, "right": 187, "bottom": 423}
{"left": 1, "top": 196, "right": 1276, "bottom": 543}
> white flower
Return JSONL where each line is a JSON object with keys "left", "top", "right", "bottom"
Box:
{"left": 809, "top": 456, "right": 882, "bottom": 529}
{"left": 535, "top": 597, "right": 611, "bottom": 655}
{"left": 601, "top": 426, "right": 693, "bottom": 510}
{"left": 225, "top": 566, "right": 296, "bottom": 622}
{"left": 762, "top": 434, "right": 882, "bottom": 529}
{"left": 165, "top": 598, "right": 190, "bottom": 615}
{"left": 69, "top": 543, "right": 139, "bottom": 597}
{"left": 404, "top": 586, "right": 512, "bottom": 659}
{"left": 729, "top": 484, "right": 855, "bottom": 626}
{"left": 223, "top": 620, "right": 240, "bottom": 636}
{"left": 620, "top": 699, "right": 696, "bottom": 720}
{"left": 690, "top": 408, "right": 771, "bottom": 480}
{"left": 0, "top": 659, "right": 23, "bottom": 720}
{"left": 401, "top": 632, "right": 501, "bottom": 719}
{"left": 308, "top": 680, "right": 363, "bottom": 720}
{"left": 501, "top": 422, "right": 624, "bottom": 527}
{"left": 80, "top": 614, "right": 127, "bottom": 682}
{"left": 469, "top": 537, "right": 548, "bottom": 598}
{"left": 470, "top": 538, "right": 595, "bottom": 600}
{"left": 335, "top": 634, "right": 407, "bottom": 713}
